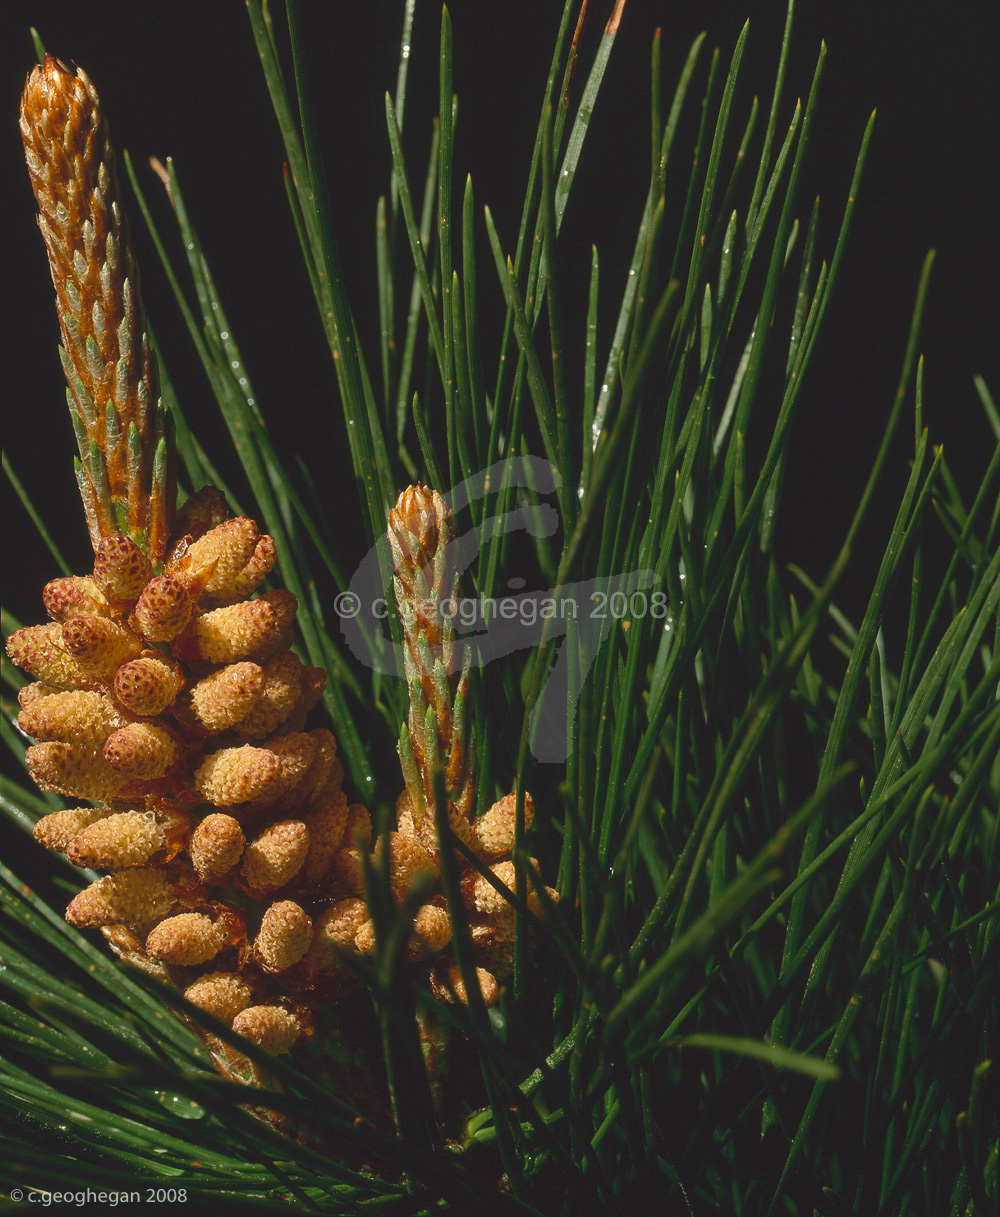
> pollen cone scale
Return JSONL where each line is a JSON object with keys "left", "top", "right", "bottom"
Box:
{"left": 20, "top": 54, "right": 174, "bottom": 563}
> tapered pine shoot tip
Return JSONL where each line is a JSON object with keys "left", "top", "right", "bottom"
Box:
{"left": 20, "top": 54, "right": 175, "bottom": 563}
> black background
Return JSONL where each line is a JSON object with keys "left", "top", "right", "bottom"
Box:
{"left": 3, "top": 0, "right": 998, "bottom": 638}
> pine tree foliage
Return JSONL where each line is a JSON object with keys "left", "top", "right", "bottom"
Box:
{"left": 2, "top": 3, "right": 997, "bottom": 1213}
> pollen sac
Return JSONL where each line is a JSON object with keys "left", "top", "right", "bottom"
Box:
{"left": 34, "top": 805, "right": 115, "bottom": 852}
{"left": 176, "top": 517, "right": 276, "bottom": 606}
{"left": 17, "top": 689, "right": 124, "bottom": 748}
{"left": 150, "top": 800, "right": 194, "bottom": 860}
{"left": 301, "top": 785, "right": 349, "bottom": 882}
{"left": 328, "top": 804, "right": 374, "bottom": 893}
{"left": 532, "top": 885, "right": 561, "bottom": 917}
{"left": 283, "top": 665, "right": 327, "bottom": 734}
{"left": 251, "top": 732, "right": 317, "bottom": 811}
{"left": 189, "top": 662, "right": 264, "bottom": 732}
{"left": 240, "top": 820, "right": 309, "bottom": 896}
{"left": 473, "top": 791, "right": 535, "bottom": 858}
{"left": 396, "top": 787, "right": 473, "bottom": 857}
{"left": 233, "top": 651, "right": 305, "bottom": 739}
{"left": 472, "top": 909, "right": 518, "bottom": 978}
{"left": 430, "top": 962, "right": 499, "bottom": 1008}
{"left": 192, "top": 589, "right": 297, "bottom": 664}
{"left": 6, "top": 622, "right": 92, "bottom": 689}
{"left": 471, "top": 860, "right": 534, "bottom": 914}
{"left": 189, "top": 813, "right": 245, "bottom": 881}
{"left": 344, "top": 803, "right": 373, "bottom": 851}
{"left": 255, "top": 900, "right": 312, "bottom": 971}
{"left": 170, "top": 487, "right": 228, "bottom": 544}
{"left": 181, "top": 516, "right": 258, "bottom": 583}
{"left": 308, "top": 898, "right": 369, "bottom": 970}
{"left": 146, "top": 911, "right": 227, "bottom": 966}
{"left": 26, "top": 741, "right": 126, "bottom": 800}
{"left": 67, "top": 809, "right": 167, "bottom": 869}
{"left": 226, "top": 534, "right": 277, "bottom": 603}
{"left": 409, "top": 904, "right": 452, "bottom": 959}
{"left": 291, "top": 728, "right": 337, "bottom": 807}
{"left": 114, "top": 654, "right": 184, "bottom": 716}
{"left": 232, "top": 1004, "right": 300, "bottom": 1055}
{"left": 65, "top": 866, "right": 175, "bottom": 929}
{"left": 193, "top": 745, "right": 283, "bottom": 807}
{"left": 17, "top": 682, "right": 56, "bottom": 709}
{"left": 92, "top": 533, "right": 152, "bottom": 603}
{"left": 387, "top": 830, "right": 438, "bottom": 901}
{"left": 354, "top": 919, "right": 377, "bottom": 955}
{"left": 183, "top": 970, "right": 254, "bottom": 1024}
{"left": 42, "top": 575, "right": 110, "bottom": 621}
{"left": 104, "top": 721, "right": 177, "bottom": 779}
{"left": 132, "top": 574, "right": 193, "bottom": 641}
{"left": 59, "top": 614, "right": 141, "bottom": 674}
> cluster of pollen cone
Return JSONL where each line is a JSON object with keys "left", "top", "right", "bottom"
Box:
{"left": 12, "top": 54, "right": 557, "bottom": 1080}
{"left": 8, "top": 488, "right": 552, "bottom": 1063}
{"left": 10, "top": 496, "right": 326, "bottom": 1056}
